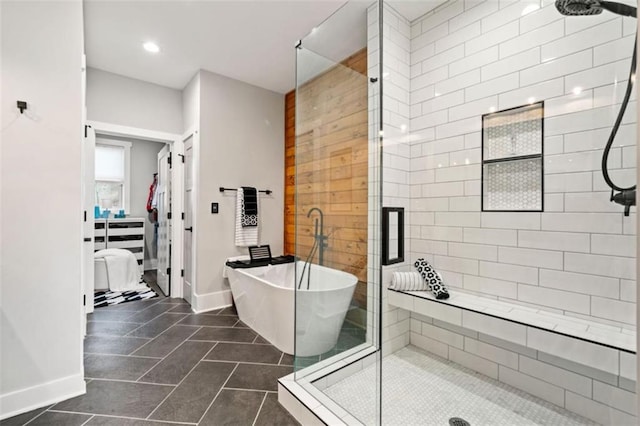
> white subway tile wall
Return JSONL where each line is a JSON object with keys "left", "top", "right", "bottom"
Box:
{"left": 317, "top": 4, "right": 639, "bottom": 426}
{"left": 405, "top": 0, "right": 636, "bottom": 328}
{"left": 408, "top": 307, "right": 637, "bottom": 424}
{"left": 379, "top": 4, "right": 414, "bottom": 355}
{"left": 367, "top": 1, "right": 382, "bottom": 352}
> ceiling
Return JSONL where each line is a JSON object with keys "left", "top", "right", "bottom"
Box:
{"left": 388, "top": 1, "right": 441, "bottom": 21}
{"left": 84, "top": 1, "right": 440, "bottom": 94}
{"left": 84, "top": 0, "right": 348, "bottom": 94}
{"left": 298, "top": 1, "right": 369, "bottom": 84}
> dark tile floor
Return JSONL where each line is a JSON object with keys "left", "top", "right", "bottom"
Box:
{"left": 2, "top": 272, "right": 299, "bottom": 426}
{"left": 295, "top": 317, "right": 367, "bottom": 369}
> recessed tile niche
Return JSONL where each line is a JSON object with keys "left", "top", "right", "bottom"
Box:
{"left": 481, "top": 102, "right": 544, "bottom": 212}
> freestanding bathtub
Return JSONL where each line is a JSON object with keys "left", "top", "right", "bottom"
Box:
{"left": 226, "top": 261, "right": 358, "bottom": 356}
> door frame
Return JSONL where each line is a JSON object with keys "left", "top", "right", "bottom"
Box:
{"left": 180, "top": 127, "right": 198, "bottom": 304}
{"left": 82, "top": 125, "right": 96, "bottom": 325}
{"left": 156, "top": 144, "right": 172, "bottom": 296}
{"left": 86, "top": 120, "right": 184, "bottom": 297}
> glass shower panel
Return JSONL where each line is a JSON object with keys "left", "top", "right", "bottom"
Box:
{"left": 293, "top": 1, "right": 383, "bottom": 424}
{"left": 375, "top": 0, "right": 637, "bottom": 424}
{"left": 294, "top": 26, "right": 370, "bottom": 370}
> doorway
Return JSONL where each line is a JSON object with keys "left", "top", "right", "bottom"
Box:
{"left": 83, "top": 121, "right": 183, "bottom": 316}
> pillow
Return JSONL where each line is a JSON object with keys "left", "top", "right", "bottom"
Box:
{"left": 414, "top": 258, "right": 450, "bottom": 300}
{"left": 389, "top": 272, "right": 427, "bottom": 291}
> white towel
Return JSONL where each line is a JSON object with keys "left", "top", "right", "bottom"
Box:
{"left": 389, "top": 271, "right": 428, "bottom": 291}
{"left": 235, "top": 188, "right": 259, "bottom": 247}
{"left": 95, "top": 248, "right": 144, "bottom": 292}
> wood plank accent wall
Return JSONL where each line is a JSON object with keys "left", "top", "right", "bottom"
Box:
{"left": 284, "top": 48, "right": 368, "bottom": 308}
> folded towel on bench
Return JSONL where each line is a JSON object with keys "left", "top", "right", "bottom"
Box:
{"left": 389, "top": 272, "right": 427, "bottom": 291}
{"left": 414, "top": 258, "right": 450, "bottom": 300}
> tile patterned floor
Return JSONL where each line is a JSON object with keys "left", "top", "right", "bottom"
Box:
{"left": 324, "top": 346, "right": 597, "bottom": 426}
{"left": 2, "top": 273, "right": 299, "bottom": 426}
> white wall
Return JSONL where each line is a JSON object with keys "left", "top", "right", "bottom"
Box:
{"left": 195, "top": 69, "right": 284, "bottom": 310}
{"left": 366, "top": 3, "right": 413, "bottom": 354}
{"left": 0, "top": 0, "right": 85, "bottom": 418}
{"left": 406, "top": 306, "right": 637, "bottom": 424}
{"left": 182, "top": 72, "right": 200, "bottom": 132}
{"left": 381, "top": 3, "right": 412, "bottom": 247}
{"left": 382, "top": 4, "right": 413, "bottom": 354}
{"left": 87, "top": 67, "right": 183, "bottom": 134}
{"left": 403, "top": 0, "right": 637, "bottom": 328}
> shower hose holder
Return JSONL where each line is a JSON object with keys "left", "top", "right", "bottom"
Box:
{"left": 611, "top": 189, "right": 636, "bottom": 216}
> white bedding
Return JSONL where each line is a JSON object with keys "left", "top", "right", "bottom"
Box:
{"left": 94, "top": 248, "right": 144, "bottom": 292}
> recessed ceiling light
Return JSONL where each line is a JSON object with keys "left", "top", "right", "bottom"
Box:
{"left": 143, "top": 42, "right": 160, "bottom": 53}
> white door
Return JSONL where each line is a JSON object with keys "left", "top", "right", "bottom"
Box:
{"left": 156, "top": 145, "right": 171, "bottom": 296}
{"left": 82, "top": 125, "right": 96, "bottom": 323}
{"left": 183, "top": 136, "right": 194, "bottom": 305}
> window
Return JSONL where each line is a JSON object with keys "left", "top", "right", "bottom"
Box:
{"left": 95, "top": 139, "right": 131, "bottom": 212}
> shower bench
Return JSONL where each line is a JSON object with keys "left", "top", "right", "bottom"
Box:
{"left": 277, "top": 290, "right": 638, "bottom": 426}
{"left": 387, "top": 288, "right": 635, "bottom": 379}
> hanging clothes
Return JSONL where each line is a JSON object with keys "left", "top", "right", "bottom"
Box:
{"left": 147, "top": 174, "right": 158, "bottom": 226}
{"left": 146, "top": 174, "right": 158, "bottom": 213}
{"left": 151, "top": 181, "right": 159, "bottom": 211}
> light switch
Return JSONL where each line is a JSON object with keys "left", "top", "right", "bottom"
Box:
{"left": 211, "top": 202, "right": 219, "bottom": 214}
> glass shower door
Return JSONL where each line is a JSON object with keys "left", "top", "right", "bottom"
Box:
{"left": 292, "top": 1, "right": 383, "bottom": 424}
{"left": 376, "top": 0, "right": 638, "bottom": 424}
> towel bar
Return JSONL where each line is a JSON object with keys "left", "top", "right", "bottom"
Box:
{"left": 219, "top": 187, "right": 272, "bottom": 195}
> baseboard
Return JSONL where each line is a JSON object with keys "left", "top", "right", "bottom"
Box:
{"left": 192, "top": 289, "right": 233, "bottom": 313}
{"left": 0, "top": 373, "right": 86, "bottom": 420}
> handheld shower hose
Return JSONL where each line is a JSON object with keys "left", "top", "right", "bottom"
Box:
{"left": 602, "top": 38, "right": 637, "bottom": 215}
{"left": 555, "top": 0, "right": 637, "bottom": 215}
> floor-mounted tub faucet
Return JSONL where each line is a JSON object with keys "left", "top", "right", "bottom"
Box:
{"left": 307, "top": 207, "right": 327, "bottom": 266}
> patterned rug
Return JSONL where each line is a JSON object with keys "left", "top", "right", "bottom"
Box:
{"left": 94, "top": 284, "right": 158, "bottom": 308}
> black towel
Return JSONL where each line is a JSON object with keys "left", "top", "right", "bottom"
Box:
{"left": 242, "top": 187, "right": 258, "bottom": 215}
{"left": 241, "top": 187, "right": 258, "bottom": 228}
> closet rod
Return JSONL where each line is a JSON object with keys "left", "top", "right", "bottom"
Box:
{"left": 219, "top": 187, "right": 272, "bottom": 195}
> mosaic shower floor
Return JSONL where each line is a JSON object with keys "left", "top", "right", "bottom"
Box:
{"left": 324, "top": 346, "right": 597, "bottom": 425}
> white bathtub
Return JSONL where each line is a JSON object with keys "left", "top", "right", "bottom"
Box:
{"left": 226, "top": 261, "right": 358, "bottom": 356}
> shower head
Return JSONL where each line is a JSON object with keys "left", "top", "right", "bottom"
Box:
{"left": 555, "top": 0, "right": 603, "bottom": 15}
{"left": 556, "top": 0, "right": 637, "bottom": 216}
{"left": 555, "top": 0, "right": 637, "bottom": 17}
